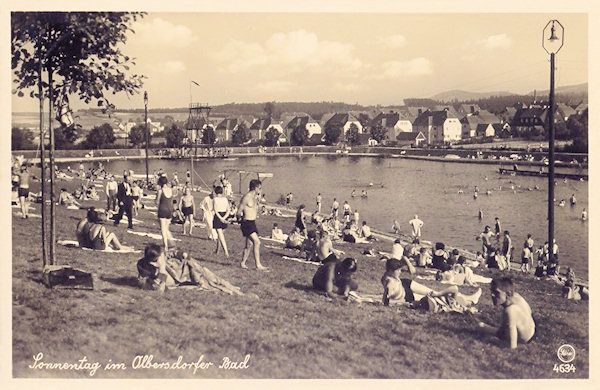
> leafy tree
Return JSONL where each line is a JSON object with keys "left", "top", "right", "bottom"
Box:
{"left": 83, "top": 122, "right": 116, "bottom": 149}
{"left": 346, "top": 123, "right": 360, "bottom": 145}
{"left": 12, "top": 12, "right": 145, "bottom": 114}
{"left": 370, "top": 123, "right": 387, "bottom": 143}
{"left": 128, "top": 124, "right": 148, "bottom": 147}
{"left": 290, "top": 124, "right": 309, "bottom": 146}
{"left": 165, "top": 123, "right": 186, "bottom": 148}
{"left": 54, "top": 124, "right": 79, "bottom": 149}
{"left": 12, "top": 127, "right": 35, "bottom": 150}
{"left": 231, "top": 122, "right": 250, "bottom": 146}
{"left": 264, "top": 102, "right": 276, "bottom": 118}
{"left": 264, "top": 126, "right": 281, "bottom": 146}
{"left": 324, "top": 123, "right": 342, "bottom": 145}
{"left": 202, "top": 126, "right": 216, "bottom": 145}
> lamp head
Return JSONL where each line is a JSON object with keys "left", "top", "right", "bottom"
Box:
{"left": 143, "top": 91, "right": 148, "bottom": 105}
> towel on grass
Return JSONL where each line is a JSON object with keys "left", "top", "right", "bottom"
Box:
{"left": 144, "top": 205, "right": 157, "bottom": 211}
{"left": 57, "top": 239, "right": 140, "bottom": 253}
{"left": 67, "top": 205, "right": 80, "bottom": 210}
{"left": 164, "top": 256, "right": 244, "bottom": 295}
{"left": 281, "top": 255, "right": 320, "bottom": 266}
{"left": 260, "top": 236, "right": 286, "bottom": 244}
{"left": 127, "top": 230, "right": 181, "bottom": 241}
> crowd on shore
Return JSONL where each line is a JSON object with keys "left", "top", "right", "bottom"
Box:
{"left": 11, "top": 156, "right": 589, "bottom": 349}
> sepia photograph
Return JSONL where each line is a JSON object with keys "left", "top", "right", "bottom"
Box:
{"left": 5, "top": 1, "right": 597, "bottom": 386}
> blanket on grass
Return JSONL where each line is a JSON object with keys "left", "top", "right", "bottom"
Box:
{"left": 57, "top": 239, "right": 140, "bottom": 253}
{"left": 164, "top": 256, "right": 244, "bottom": 295}
{"left": 127, "top": 230, "right": 181, "bottom": 241}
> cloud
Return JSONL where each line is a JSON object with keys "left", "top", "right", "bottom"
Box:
{"left": 378, "top": 34, "right": 407, "bottom": 48}
{"left": 463, "top": 34, "right": 512, "bottom": 51}
{"left": 129, "top": 17, "right": 196, "bottom": 48}
{"left": 157, "top": 60, "right": 186, "bottom": 73}
{"left": 373, "top": 57, "right": 433, "bottom": 79}
{"left": 212, "top": 29, "right": 362, "bottom": 77}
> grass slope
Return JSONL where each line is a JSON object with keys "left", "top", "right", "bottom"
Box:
{"left": 12, "top": 179, "right": 588, "bottom": 379}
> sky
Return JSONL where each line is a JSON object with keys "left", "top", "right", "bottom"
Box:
{"left": 10, "top": 12, "right": 588, "bottom": 112}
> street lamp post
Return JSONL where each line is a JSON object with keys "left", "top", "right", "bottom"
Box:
{"left": 144, "top": 91, "right": 149, "bottom": 186}
{"left": 542, "top": 20, "right": 564, "bottom": 261}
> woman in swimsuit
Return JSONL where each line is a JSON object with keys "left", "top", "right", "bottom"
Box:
{"left": 381, "top": 258, "right": 481, "bottom": 307}
{"left": 156, "top": 175, "right": 175, "bottom": 251}
{"left": 76, "top": 208, "right": 122, "bottom": 250}
{"left": 179, "top": 187, "right": 195, "bottom": 236}
{"left": 212, "top": 186, "right": 230, "bottom": 259}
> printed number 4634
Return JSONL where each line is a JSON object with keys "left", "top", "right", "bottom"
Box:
{"left": 553, "top": 363, "right": 576, "bottom": 373}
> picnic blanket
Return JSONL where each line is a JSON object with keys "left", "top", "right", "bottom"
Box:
{"left": 127, "top": 230, "right": 181, "bottom": 241}
{"left": 57, "top": 239, "right": 140, "bottom": 253}
{"left": 164, "top": 256, "right": 244, "bottom": 295}
{"left": 260, "top": 236, "right": 286, "bottom": 244}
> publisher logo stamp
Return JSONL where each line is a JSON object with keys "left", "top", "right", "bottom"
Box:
{"left": 557, "top": 344, "right": 576, "bottom": 363}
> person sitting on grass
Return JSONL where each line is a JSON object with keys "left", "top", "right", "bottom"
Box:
{"left": 270, "top": 223, "right": 288, "bottom": 242}
{"left": 312, "top": 257, "right": 358, "bottom": 298}
{"left": 76, "top": 208, "right": 122, "bottom": 251}
{"left": 359, "top": 220, "right": 377, "bottom": 241}
{"left": 417, "top": 247, "right": 432, "bottom": 267}
{"left": 431, "top": 242, "right": 452, "bottom": 272}
{"left": 286, "top": 227, "right": 305, "bottom": 250}
{"left": 477, "top": 277, "right": 536, "bottom": 349}
{"left": 382, "top": 258, "right": 481, "bottom": 307}
{"left": 58, "top": 188, "right": 81, "bottom": 207}
{"left": 136, "top": 243, "right": 168, "bottom": 292}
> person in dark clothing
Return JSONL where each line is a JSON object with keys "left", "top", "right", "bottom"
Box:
{"left": 114, "top": 172, "right": 134, "bottom": 229}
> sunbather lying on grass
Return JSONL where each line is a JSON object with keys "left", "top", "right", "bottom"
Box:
{"left": 381, "top": 258, "right": 481, "bottom": 307}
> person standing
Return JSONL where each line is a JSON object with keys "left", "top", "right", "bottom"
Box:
{"left": 408, "top": 214, "right": 424, "bottom": 238}
{"left": 105, "top": 175, "right": 118, "bottom": 213}
{"left": 179, "top": 187, "right": 196, "bottom": 236}
{"left": 238, "top": 179, "right": 268, "bottom": 270}
{"left": 295, "top": 204, "right": 307, "bottom": 236}
{"left": 316, "top": 193, "right": 322, "bottom": 213}
{"left": 494, "top": 217, "right": 502, "bottom": 239}
{"left": 200, "top": 192, "right": 217, "bottom": 241}
{"left": 114, "top": 172, "right": 134, "bottom": 229}
{"left": 502, "top": 230, "right": 513, "bottom": 270}
{"left": 156, "top": 175, "right": 175, "bottom": 250}
{"left": 212, "top": 186, "right": 230, "bottom": 259}
{"left": 17, "top": 164, "right": 31, "bottom": 219}
{"left": 342, "top": 200, "right": 352, "bottom": 223}
{"left": 331, "top": 198, "right": 339, "bottom": 218}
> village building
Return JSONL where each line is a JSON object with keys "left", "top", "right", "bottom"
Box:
{"left": 412, "top": 109, "right": 462, "bottom": 145}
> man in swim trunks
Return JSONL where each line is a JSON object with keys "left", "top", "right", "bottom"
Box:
{"left": 317, "top": 229, "right": 343, "bottom": 263}
{"left": 478, "top": 277, "right": 536, "bottom": 348}
{"left": 238, "top": 179, "right": 268, "bottom": 270}
{"left": 114, "top": 172, "right": 134, "bottom": 229}
{"left": 17, "top": 164, "right": 31, "bottom": 219}
{"left": 331, "top": 198, "right": 339, "bottom": 218}
{"left": 342, "top": 200, "right": 351, "bottom": 223}
{"left": 312, "top": 257, "right": 358, "bottom": 298}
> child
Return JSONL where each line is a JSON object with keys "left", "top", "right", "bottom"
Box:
{"left": 417, "top": 247, "right": 431, "bottom": 267}
{"left": 520, "top": 243, "right": 533, "bottom": 273}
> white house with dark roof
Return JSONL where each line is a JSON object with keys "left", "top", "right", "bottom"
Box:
{"left": 215, "top": 118, "right": 250, "bottom": 143}
{"left": 249, "top": 118, "right": 283, "bottom": 141}
{"left": 413, "top": 109, "right": 461, "bottom": 144}
{"left": 370, "top": 112, "right": 413, "bottom": 143}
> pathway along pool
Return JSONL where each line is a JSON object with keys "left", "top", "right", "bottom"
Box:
{"left": 94, "top": 155, "right": 588, "bottom": 278}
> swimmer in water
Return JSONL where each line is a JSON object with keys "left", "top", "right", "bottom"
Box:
{"left": 458, "top": 188, "right": 464, "bottom": 194}
{"left": 473, "top": 193, "right": 478, "bottom": 200}
{"left": 478, "top": 209, "right": 483, "bottom": 220}
{"left": 351, "top": 189, "right": 356, "bottom": 198}
{"left": 582, "top": 208, "right": 587, "bottom": 221}
{"left": 558, "top": 199, "right": 566, "bottom": 207}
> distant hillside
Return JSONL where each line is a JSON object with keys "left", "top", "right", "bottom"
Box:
{"left": 430, "top": 89, "right": 513, "bottom": 102}
{"left": 528, "top": 82, "right": 587, "bottom": 97}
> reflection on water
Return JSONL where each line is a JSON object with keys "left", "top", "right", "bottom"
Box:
{"left": 99, "top": 156, "right": 589, "bottom": 277}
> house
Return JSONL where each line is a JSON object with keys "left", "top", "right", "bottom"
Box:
{"left": 574, "top": 102, "right": 587, "bottom": 115}
{"left": 285, "top": 115, "right": 322, "bottom": 140}
{"left": 476, "top": 123, "right": 495, "bottom": 138}
{"left": 370, "top": 111, "right": 413, "bottom": 143}
{"left": 323, "top": 113, "right": 363, "bottom": 136}
{"left": 457, "top": 104, "right": 482, "bottom": 117}
{"left": 460, "top": 109, "right": 501, "bottom": 139}
{"left": 215, "top": 118, "right": 250, "bottom": 143}
{"left": 412, "top": 109, "right": 462, "bottom": 144}
{"left": 511, "top": 107, "right": 565, "bottom": 136}
{"left": 396, "top": 131, "right": 426, "bottom": 147}
{"left": 556, "top": 103, "right": 576, "bottom": 121}
{"left": 185, "top": 116, "right": 210, "bottom": 143}
{"left": 249, "top": 118, "right": 283, "bottom": 141}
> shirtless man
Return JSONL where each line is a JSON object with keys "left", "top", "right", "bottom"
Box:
{"left": 238, "top": 179, "right": 268, "bottom": 270}
{"left": 478, "top": 277, "right": 536, "bottom": 348}
{"left": 316, "top": 193, "right": 322, "bottom": 213}
{"left": 317, "top": 229, "right": 343, "bottom": 263}
{"left": 312, "top": 257, "right": 358, "bottom": 298}
{"left": 331, "top": 198, "right": 339, "bottom": 218}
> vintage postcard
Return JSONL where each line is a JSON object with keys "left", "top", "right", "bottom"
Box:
{"left": 3, "top": 1, "right": 598, "bottom": 389}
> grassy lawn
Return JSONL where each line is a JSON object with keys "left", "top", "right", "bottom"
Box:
{"left": 12, "top": 178, "right": 588, "bottom": 379}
